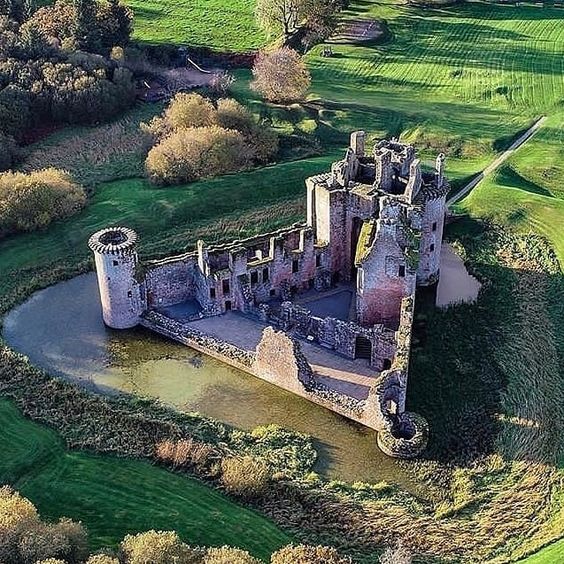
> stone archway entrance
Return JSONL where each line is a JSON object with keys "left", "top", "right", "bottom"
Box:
{"left": 354, "top": 335, "right": 372, "bottom": 360}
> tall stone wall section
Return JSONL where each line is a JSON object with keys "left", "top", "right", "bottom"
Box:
{"left": 417, "top": 194, "right": 447, "bottom": 286}
{"left": 145, "top": 255, "right": 198, "bottom": 308}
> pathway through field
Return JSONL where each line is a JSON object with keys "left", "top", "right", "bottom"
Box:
{"left": 447, "top": 115, "right": 548, "bottom": 206}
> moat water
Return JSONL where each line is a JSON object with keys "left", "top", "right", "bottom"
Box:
{"left": 3, "top": 273, "right": 416, "bottom": 488}
{"left": 3, "top": 245, "right": 478, "bottom": 490}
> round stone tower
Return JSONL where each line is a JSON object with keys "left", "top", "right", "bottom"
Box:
{"left": 88, "top": 227, "right": 144, "bottom": 329}
{"left": 416, "top": 154, "right": 449, "bottom": 286}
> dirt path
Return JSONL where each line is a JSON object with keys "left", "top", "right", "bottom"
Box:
{"left": 447, "top": 115, "right": 547, "bottom": 207}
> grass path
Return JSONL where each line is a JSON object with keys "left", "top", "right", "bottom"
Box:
{"left": 456, "top": 112, "right": 564, "bottom": 266}
{"left": 446, "top": 115, "right": 547, "bottom": 206}
{"left": 0, "top": 399, "right": 291, "bottom": 557}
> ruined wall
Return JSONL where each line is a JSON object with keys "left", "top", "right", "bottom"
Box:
{"left": 273, "top": 302, "right": 397, "bottom": 370}
{"left": 141, "top": 311, "right": 255, "bottom": 371}
{"left": 145, "top": 256, "right": 197, "bottom": 308}
{"left": 356, "top": 220, "right": 416, "bottom": 327}
{"left": 253, "top": 327, "right": 314, "bottom": 391}
{"left": 362, "top": 295, "right": 414, "bottom": 430}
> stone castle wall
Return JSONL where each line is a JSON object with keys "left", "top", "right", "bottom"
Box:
{"left": 145, "top": 255, "right": 197, "bottom": 309}
{"left": 417, "top": 194, "right": 448, "bottom": 285}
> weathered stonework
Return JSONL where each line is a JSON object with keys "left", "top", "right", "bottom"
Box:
{"left": 90, "top": 134, "right": 448, "bottom": 458}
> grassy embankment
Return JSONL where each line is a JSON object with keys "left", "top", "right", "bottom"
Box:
{"left": 1, "top": 0, "right": 563, "bottom": 560}
{"left": 0, "top": 400, "right": 291, "bottom": 557}
{"left": 124, "top": 0, "right": 267, "bottom": 51}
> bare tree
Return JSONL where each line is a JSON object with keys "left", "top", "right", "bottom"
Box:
{"left": 251, "top": 47, "right": 311, "bottom": 103}
{"left": 255, "top": 0, "right": 302, "bottom": 37}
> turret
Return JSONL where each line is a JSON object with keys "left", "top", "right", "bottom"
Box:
{"left": 416, "top": 153, "right": 449, "bottom": 286}
{"left": 88, "top": 227, "right": 145, "bottom": 329}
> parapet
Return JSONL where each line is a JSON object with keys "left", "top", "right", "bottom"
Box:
{"left": 88, "top": 227, "right": 138, "bottom": 255}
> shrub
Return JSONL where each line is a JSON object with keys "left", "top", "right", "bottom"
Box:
{"left": 251, "top": 48, "right": 311, "bottom": 103}
{"left": 0, "top": 487, "right": 87, "bottom": 564}
{"left": 203, "top": 546, "right": 262, "bottom": 564}
{"left": 271, "top": 544, "right": 352, "bottom": 564}
{"left": 155, "top": 438, "right": 217, "bottom": 471}
{"left": 120, "top": 530, "right": 202, "bottom": 564}
{"left": 216, "top": 98, "right": 254, "bottom": 134}
{"left": 145, "top": 126, "right": 253, "bottom": 186}
{"left": 143, "top": 94, "right": 278, "bottom": 183}
{"left": 0, "top": 168, "right": 86, "bottom": 238}
{"left": 246, "top": 125, "right": 279, "bottom": 165}
{"left": 220, "top": 456, "right": 270, "bottom": 499}
{"left": 165, "top": 93, "right": 218, "bottom": 130}
{"left": 86, "top": 556, "right": 120, "bottom": 564}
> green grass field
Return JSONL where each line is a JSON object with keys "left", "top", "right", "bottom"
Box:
{"left": 3, "top": 0, "right": 564, "bottom": 560}
{"left": 125, "top": 0, "right": 267, "bottom": 51}
{"left": 0, "top": 399, "right": 291, "bottom": 557}
{"left": 457, "top": 113, "right": 564, "bottom": 264}
{"left": 519, "top": 539, "right": 564, "bottom": 563}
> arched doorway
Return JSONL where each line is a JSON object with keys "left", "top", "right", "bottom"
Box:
{"left": 354, "top": 335, "right": 372, "bottom": 360}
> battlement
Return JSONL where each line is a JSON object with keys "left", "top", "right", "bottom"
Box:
{"left": 322, "top": 132, "right": 448, "bottom": 206}
{"left": 88, "top": 227, "right": 138, "bottom": 256}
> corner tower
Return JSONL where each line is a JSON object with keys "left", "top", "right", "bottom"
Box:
{"left": 416, "top": 154, "right": 449, "bottom": 286}
{"left": 88, "top": 227, "right": 145, "bottom": 329}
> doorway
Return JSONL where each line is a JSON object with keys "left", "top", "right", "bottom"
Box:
{"left": 350, "top": 217, "right": 363, "bottom": 280}
{"left": 354, "top": 335, "right": 372, "bottom": 360}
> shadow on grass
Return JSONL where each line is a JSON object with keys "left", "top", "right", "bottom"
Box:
{"left": 408, "top": 217, "right": 563, "bottom": 466}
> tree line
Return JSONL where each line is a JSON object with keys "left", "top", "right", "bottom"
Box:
{"left": 1, "top": 486, "right": 410, "bottom": 563}
{"left": 0, "top": 0, "right": 135, "bottom": 170}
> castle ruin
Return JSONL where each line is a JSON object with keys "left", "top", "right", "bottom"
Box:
{"left": 89, "top": 133, "right": 449, "bottom": 457}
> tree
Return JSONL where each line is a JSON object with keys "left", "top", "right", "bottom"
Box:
{"left": 165, "top": 92, "right": 217, "bottom": 130}
{"left": 0, "top": 132, "right": 19, "bottom": 171}
{"left": 255, "top": 0, "right": 301, "bottom": 37}
{"left": 271, "top": 544, "right": 352, "bottom": 564}
{"left": 72, "top": 0, "right": 99, "bottom": 51}
{"left": 98, "top": 0, "right": 133, "bottom": 48}
{"left": 301, "top": 0, "right": 343, "bottom": 48}
{"left": 0, "top": 168, "right": 86, "bottom": 238}
{"left": 251, "top": 47, "right": 311, "bottom": 103}
{"left": 86, "top": 556, "right": 120, "bottom": 564}
{"left": 107, "top": 0, "right": 132, "bottom": 45}
{"left": 145, "top": 126, "right": 253, "bottom": 185}
{"left": 204, "top": 546, "right": 261, "bottom": 564}
{"left": 0, "top": 487, "right": 88, "bottom": 563}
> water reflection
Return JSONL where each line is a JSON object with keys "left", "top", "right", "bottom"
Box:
{"left": 3, "top": 273, "right": 419, "bottom": 489}
{"left": 436, "top": 244, "right": 481, "bottom": 307}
